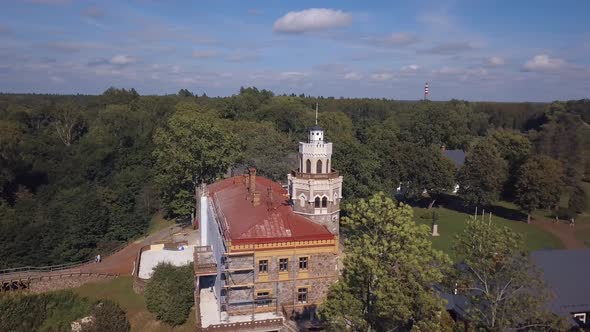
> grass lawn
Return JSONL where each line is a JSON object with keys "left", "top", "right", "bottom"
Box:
{"left": 73, "top": 276, "right": 195, "bottom": 332}
{"left": 413, "top": 207, "right": 563, "bottom": 260}
{"left": 575, "top": 228, "right": 590, "bottom": 247}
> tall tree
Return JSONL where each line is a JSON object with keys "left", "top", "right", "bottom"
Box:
{"left": 152, "top": 109, "right": 241, "bottom": 216}
{"left": 398, "top": 144, "right": 456, "bottom": 206}
{"left": 320, "top": 192, "right": 450, "bottom": 331}
{"left": 50, "top": 102, "right": 85, "bottom": 147}
{"left": 514, "top": 156, "right": 564, "bottom": 223}
{"left": 485, "top": 130, "right": 531, "bottom": 199}
{"left": 452, "top": 219, "right": 568, "bottom": 331}
{"left": 458, "top": 140, "right": 507, "bottom": 207}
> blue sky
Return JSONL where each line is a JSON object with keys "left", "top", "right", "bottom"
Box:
{"left": 0, "top": 0, "right": 589, "bottom": 101}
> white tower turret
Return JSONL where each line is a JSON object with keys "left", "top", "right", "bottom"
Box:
{"left": 287, "top": 117, "right": 343, "bottom": 235}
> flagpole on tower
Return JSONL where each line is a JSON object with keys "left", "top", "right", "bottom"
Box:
{"left": 315, "top": 102, "right": 319, "bottom": 125}
{"left": 424, "top": 82, "right": 429, "bottom": 100}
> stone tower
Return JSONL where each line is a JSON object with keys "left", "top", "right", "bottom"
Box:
{"left": 287, "top": 124, "right": 343, "bottom": 235}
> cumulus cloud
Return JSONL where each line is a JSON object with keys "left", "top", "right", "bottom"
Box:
{"left": 487, "top": 56, "right": 505, "bottom": 66}
{"left": 273, "top": 8, "right": 352, "bottom": 33}
{"left": 366, "top": 32, "right": 420, "bottom": 47}
{"left": 422, "top": 41, "right": 476, "bottom": 55}
{"left": 343, "top": 72, "right": 362, "bottom": 80}
{"left": 109, "top": 55, "right": 138, "bottom": 65}
{"left": 370, "top": 72, "right": 393, "bottom": 81}
{"left": 81, "top": 7, "right": 105, "bottom": 18}
{"left": 191, "top": 50, "right": 219, "bottom": 59}
{"left": 523, "top": 54, "right": 566, "bottom": 72}
{"left": 278, "top": 71, "right": 309, "bottom": 81}
{"left": 402, "top": 64, "right": 420, "bottom": 72}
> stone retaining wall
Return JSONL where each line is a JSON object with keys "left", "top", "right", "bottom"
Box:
{"left": 28, "top": 274, "right": 117, "bottom": 293}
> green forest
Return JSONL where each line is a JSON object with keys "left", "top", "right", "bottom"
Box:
{"left": 1, "top": 87, "right": 589, "bottom": 269}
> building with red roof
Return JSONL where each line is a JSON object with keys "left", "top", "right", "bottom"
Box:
{"left": 194, "top": 125, "right": 342, "bottom": 331}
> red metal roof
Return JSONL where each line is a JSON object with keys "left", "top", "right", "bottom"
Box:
{"left": 207, "top": 175, "right": 334, "bottom": 245}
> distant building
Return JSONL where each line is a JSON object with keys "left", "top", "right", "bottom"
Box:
{"left": 442, "top": 145, "right": 465, "bottom": 194}
{"left": 194, "top": 125, "right": 342, "bottom": 331}
{"left": 532, "top": 249, "right": 590, "bottom": 329}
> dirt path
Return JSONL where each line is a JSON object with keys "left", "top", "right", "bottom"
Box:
{"left": 532, "top": 217, "right": 590, "bottom": 249}
{"left": 79, "top": 225, "right": 182, "bottom": 275}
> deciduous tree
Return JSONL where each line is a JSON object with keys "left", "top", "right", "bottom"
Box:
{"left": 514, "top": 155, "right": 564, "bottom": 223}
{"left": 153, "top": 109, "right": 241, "bottom": 216}
{"left": 452, "top": 219, "right": 568, "bottom": 331}
{"left": 320, "top": 192, "right": 450, "bottom": 331}
{"left": 458, "top": 140, "right": 507, "bottom": 207}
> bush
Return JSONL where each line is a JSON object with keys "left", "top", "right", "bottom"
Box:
{"left": 0, "top": 291, "right": 91, "bottom": 332}
{"left": 145, "top": 263, "right": 194, "bottom": 325}
{"left": 81, "top": 300, "right": 130, "bottom": 332}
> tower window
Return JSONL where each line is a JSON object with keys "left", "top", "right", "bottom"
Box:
{"left": 306, "top": 159, "right": 311, "bottom": 173}
{"left": 322, "top": 197, "right": 328, "bottom": 208}
{"left": 316, "top": 160, "right": 322, "bottom": 174}
{"left": 314, "top": 197, "right": 320, "bottom": 208}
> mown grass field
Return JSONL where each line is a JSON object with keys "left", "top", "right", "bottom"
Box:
{"left": 413, "top": 206, "right": 563, "bottom": 260}
{"left": 73, "top": 277, "right": 195, "bottom": 332}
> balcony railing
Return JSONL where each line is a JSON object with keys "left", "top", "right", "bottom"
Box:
{"left": 194, "top": 246, "right": 217, "bottom": 275}
{"left": 290, "top": 169, "right": 340, "bottom": 180}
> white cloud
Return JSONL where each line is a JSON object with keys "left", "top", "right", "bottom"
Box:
{"left": 343, "top": 72, "right": 362, "bottom": 80}
{"left": 278, "top": 71, "right": 309, "bottom": 81}
{"left": 273, "top": 8, "right": 352, "bottom": 33}
{"left": 487, "top": 56, "right": 505, "bottom": 66}
{"left": 191, "top": 50, "right": 219, "bottom": 58}
{"left": 370, "top": 72, "right": 393, "bottom": 81}
{"left": 402, "top": 64, "right": 420, "bottom": 72}
{"left": 378, "top": 32, "right": 419, "bottom": 46}
{"left": 109, "top": 55, "right": 138, "bottom": 65}
{"left": 50, "top": 76, "right": 64, "bottom": 82}
{"left": 523, "top": 54, "right": 566, "bottom": 72}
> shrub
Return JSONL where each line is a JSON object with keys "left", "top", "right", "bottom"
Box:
{"left": 145, "top": 263, "right": 194, "bottom": 325}
{"left": 81, "top": 300, "right": 130, "bottom": 332}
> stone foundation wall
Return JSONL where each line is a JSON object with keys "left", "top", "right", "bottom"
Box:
{"left": 27, "top": 274, "right": 117, "bottom": 294}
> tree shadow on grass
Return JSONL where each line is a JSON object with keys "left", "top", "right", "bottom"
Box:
{"left": 427, "top": 194, "right": 528, "bottom": 223}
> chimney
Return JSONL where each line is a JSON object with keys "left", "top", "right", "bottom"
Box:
{"left": 248, "top": 167, "right": 256, "bottom": 193}
{"left": 252, "top": 192, "right": 261, "bottom": 207}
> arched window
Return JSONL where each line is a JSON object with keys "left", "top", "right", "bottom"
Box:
{"left": 314, "top": 197, "right": 321, "bottom": 208}
{"left": 321, "top": 197, "right": 328, "bottom": 208}
{"left": 299, "top": 195, "right": 306, "bottom": 207}
{"left": 316, "top": 160, "right": 323, "bottom": 174}
{"left": 326, "top": 159, "right": 330, "bottom": 173}
{"left": 306, "top": 159, "right": 311, "bottom": 173}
